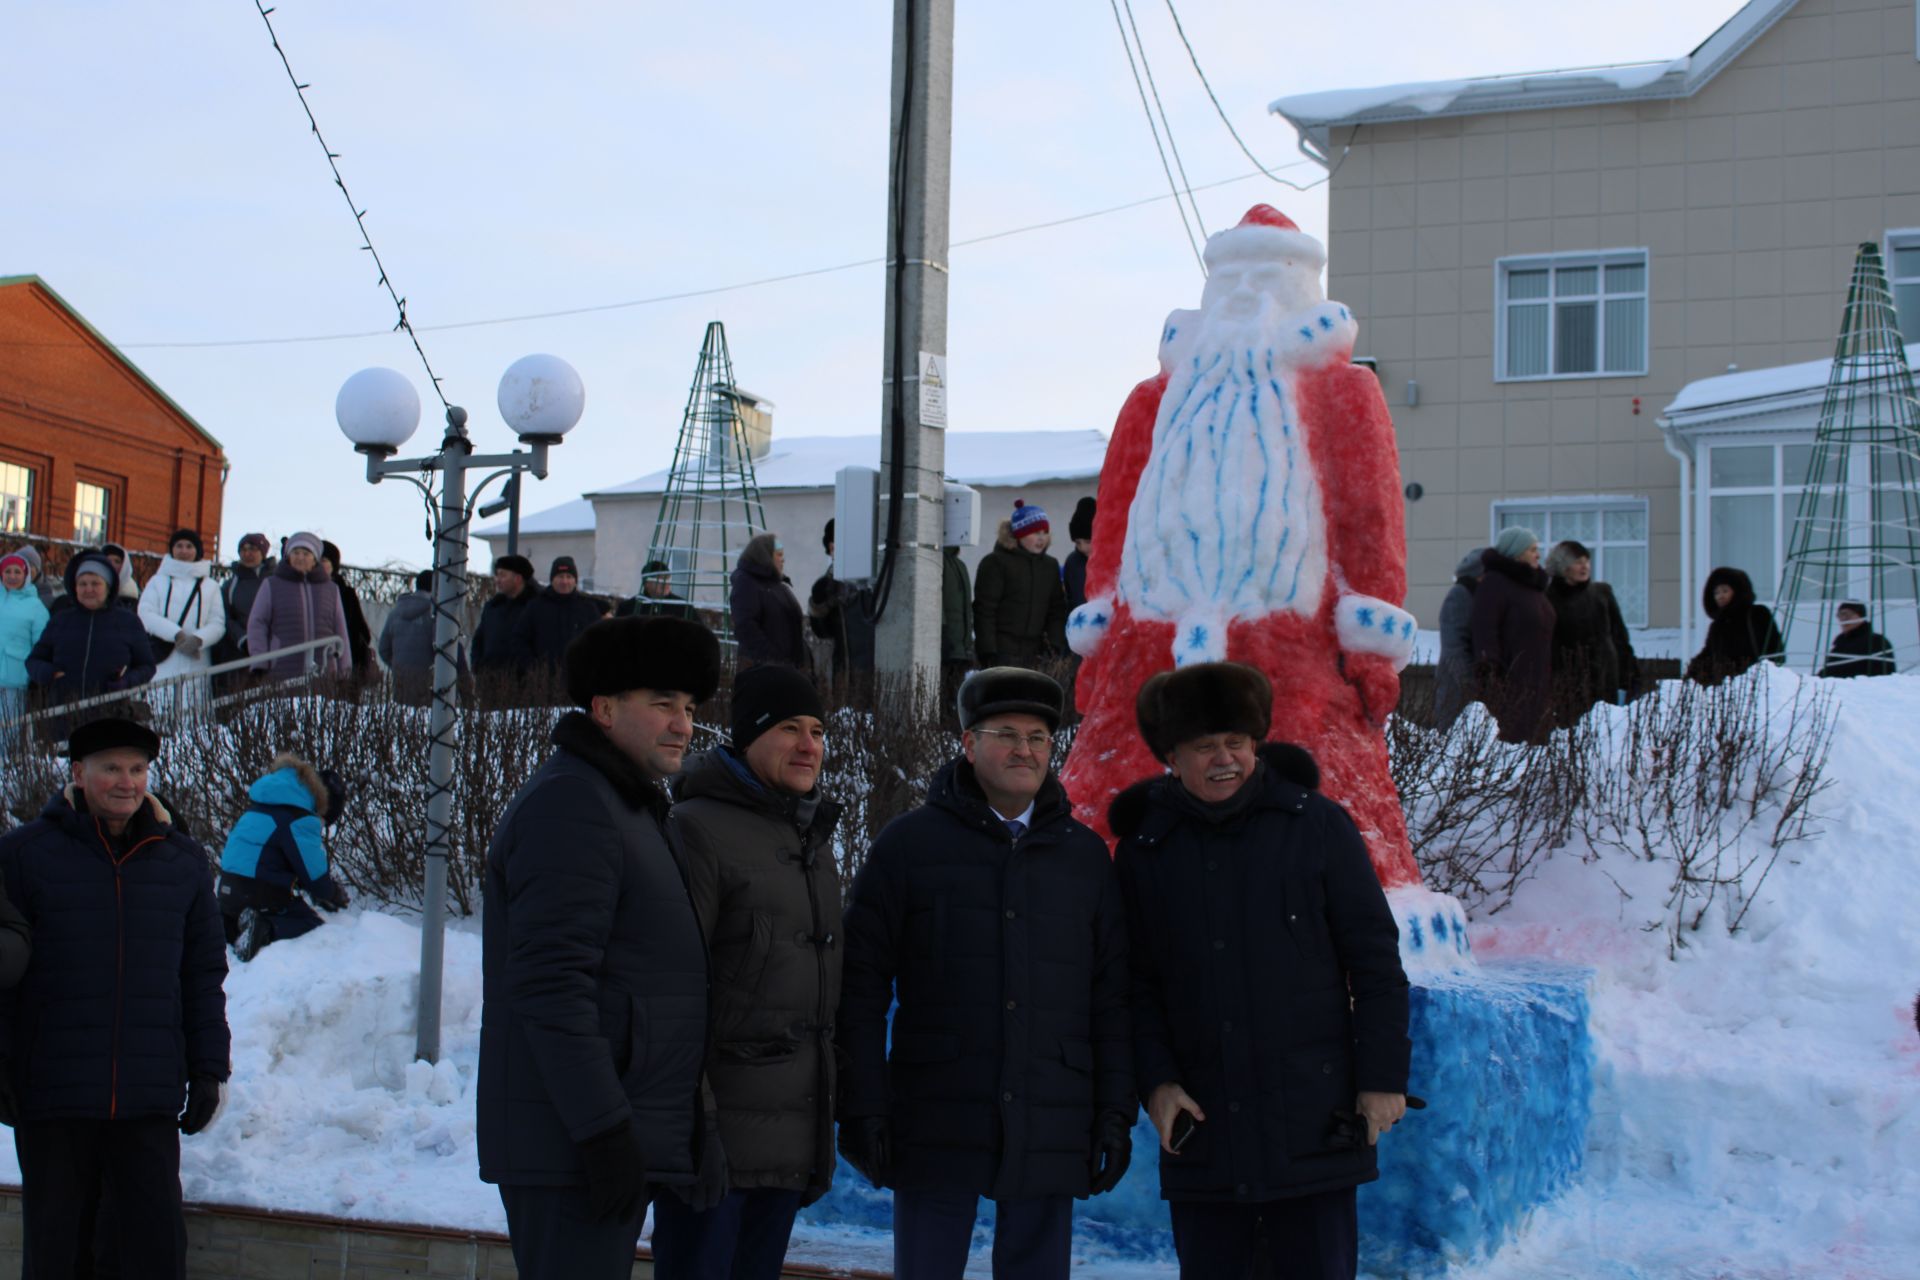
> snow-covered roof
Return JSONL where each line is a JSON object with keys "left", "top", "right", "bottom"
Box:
{"left": 476, "top": 495, "right": 595, "bottom": 539}
{"left": 1272, "top": 0, "right": 1797, "bottom": 162}
{"left": 1661, "top": 343, "right": 1920, "bottom": 428}
{"left": 584, "top": 429, "right": 1109, "bottom": 500}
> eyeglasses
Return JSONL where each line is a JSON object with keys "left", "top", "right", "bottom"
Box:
{"left": 973, "top": 728, "right": 1054, "bottom": 753}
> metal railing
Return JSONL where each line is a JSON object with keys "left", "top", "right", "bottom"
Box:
{"left": 1, "top": 636, "right": 347, "bottom": 734}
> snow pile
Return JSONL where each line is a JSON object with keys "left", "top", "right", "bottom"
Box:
{"left": 2, "top": 665, "right": 1913, "bottom": 1276}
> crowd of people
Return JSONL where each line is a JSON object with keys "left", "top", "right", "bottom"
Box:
{"left": 0, "top": 610, "right": 1411, "bottom": 1280}
{"left": 1434, "top": 525, "right": 1899, "bottom": 744}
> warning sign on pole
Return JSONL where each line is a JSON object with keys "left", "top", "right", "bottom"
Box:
{"left": 918, "top": 351, "right": 948, "bottom": 429}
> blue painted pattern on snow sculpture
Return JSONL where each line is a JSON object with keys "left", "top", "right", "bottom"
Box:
{"left": 801, "top": 963, "right": 1594, "bottom": 1277}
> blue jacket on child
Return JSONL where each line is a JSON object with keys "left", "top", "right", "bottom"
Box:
{"left": 217, "top": 763, "right": 348, "bottom": 912}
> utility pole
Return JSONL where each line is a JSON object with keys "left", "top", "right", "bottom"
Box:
{"left": 874, "top": 0, "right": 953, "bottom": 686}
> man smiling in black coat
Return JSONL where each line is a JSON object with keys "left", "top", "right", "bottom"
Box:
{"left": 1112, "top": 662, "right": 1410, "bottom": 1280}
{"left": 0, "top": 716, "right": 230, "bottom": 1278}
{"left": 478, "top": 615, "right": 726, "bottom": 1277}
{"left": 838, "top": 667, "right": 1131, "bottom": 1280}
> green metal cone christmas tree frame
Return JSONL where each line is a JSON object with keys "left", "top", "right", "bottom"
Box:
{"left": 646, "top": 321, "right": 770, "bottom": 648}
{"left": 1776, "top": 242, "right": 1920, "bottom": 672}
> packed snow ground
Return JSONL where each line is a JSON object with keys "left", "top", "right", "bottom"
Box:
{"left": 4, "top": 666, "right": 1914, "bottom": 1277}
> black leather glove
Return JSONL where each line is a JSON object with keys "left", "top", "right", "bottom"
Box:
{"left": 669, "top": 1116, "right": 729, "bottom": 1212}
{"left": 578, "top": 1119, "right": 648, "bottom": 1223}
{"left": 0, "top": 1063, "right": 17, "bottom": 1128}
{"left": 838, "top": 1115, "right": 893, "bottom": 1189}
{"left": 179, "top": 1075, "right": 223, "bottom": 1135}
{"left": 1087, "top": 1110, "right": 1133, "bottom": 1195}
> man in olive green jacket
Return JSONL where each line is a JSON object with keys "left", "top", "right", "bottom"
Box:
{"left": 658, "top": 664, "right": 843, "bottom": 1279}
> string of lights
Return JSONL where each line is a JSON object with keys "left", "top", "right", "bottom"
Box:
{"left": 252, "top": 1, "right": 451, "bottom": 408}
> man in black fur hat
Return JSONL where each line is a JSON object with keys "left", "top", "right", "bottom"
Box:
{"left": 1110, "top": 661, "right": 1409, "bottom": 1280}
{"left": 837, "top": 667, "right": 1132, "bottom": 1280}
{"left": 478, "top": 615, "right": 727, "bottom": 1276}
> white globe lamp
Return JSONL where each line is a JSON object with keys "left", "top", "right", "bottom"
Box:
{"left": 497, "top": 354, "right": 585, "bottom": 443}
{"left": 335, "top": 367, "right": 421, "bottom": 455}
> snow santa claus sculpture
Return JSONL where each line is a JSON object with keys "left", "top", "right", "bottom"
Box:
{"left": 1062, "top": 204, "right": 1418, "bottom": 888}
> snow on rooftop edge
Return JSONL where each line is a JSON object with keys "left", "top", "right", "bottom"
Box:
{"left": 1664, "top": 343, "right": 1920, "bottom": 417}
{"left": 584, "top": 429, "right": 1109, "bottom": 499}
{"left": 1271, "top": 59, "right": 1686, "bottom": 127}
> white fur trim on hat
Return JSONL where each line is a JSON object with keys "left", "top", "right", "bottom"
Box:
{"left": 1203, "top": 223, "right": 1327, "bottom": 271}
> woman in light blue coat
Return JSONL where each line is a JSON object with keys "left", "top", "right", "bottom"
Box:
{"left": 0, "top": 550, "right": 51, "bottom": 714}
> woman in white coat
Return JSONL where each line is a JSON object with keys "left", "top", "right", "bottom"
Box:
{"left": 138, "top": 529, "right": 227, "bottom": 697}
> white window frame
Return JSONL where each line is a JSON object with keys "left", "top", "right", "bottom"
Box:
{"left": 0, "top": 460, "right": 33, "bottom": 535}
{"left": 1489, "top": 495, "right": 1652, "bottom": 626}
{"left": 1696, "top": 437, "right": 1817, "bottom": 606}
{"left": 1493, "top": 249, "right": 1650, "bottom": 382}
{"left": 1885, "top": 228, "right": 1920, "bottom": 344}
{"left": 72, "top": 481, "right": 110, "bottom": 545}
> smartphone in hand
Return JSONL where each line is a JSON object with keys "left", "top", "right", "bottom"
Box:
{"left": 1169, "top": 1111, "right": 1199, "bottom": 1154}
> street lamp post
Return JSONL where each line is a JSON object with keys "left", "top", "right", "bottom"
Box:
{"left": 336, "top": 356, "right": 585, "bottom": 1063}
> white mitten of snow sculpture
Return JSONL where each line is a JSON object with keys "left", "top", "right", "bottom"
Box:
{"left": 1336, "top": 594, "right": 1418, "bottom": 671}
{"left": 1067, "top": 597, "right": 1115, "bottom": 658}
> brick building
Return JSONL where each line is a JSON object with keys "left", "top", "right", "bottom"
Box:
{"left": 0, "top": 275, "right": 225, "bottom": 556}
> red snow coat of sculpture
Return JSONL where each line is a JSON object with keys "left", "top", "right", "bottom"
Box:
{"left": 1060, "top": 274, "right": 1419, "bottom": 890}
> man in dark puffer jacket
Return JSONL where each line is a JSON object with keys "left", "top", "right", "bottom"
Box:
{"left": 0, "top": 716, "right": 230, "bottom": 1277}
{"left": 512, "top": 556, "right": 609, "bottom": 694}
{"left": 838, "top": 667, "right": 1132, "bottom": 1280}
{"left": 656, "top": 664, "right": 844, "bottom": 1278}
{"left": 478, "top": 616, "right": 726, "bottom": 1277}
{"left": 1112, "top": 663, "right": 1409, "bottom": 1280}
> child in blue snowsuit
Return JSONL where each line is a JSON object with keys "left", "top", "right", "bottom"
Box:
{"left": 217, "top": 754, "right": 350, "bottom": 959}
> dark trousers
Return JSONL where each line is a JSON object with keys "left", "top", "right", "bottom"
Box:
{"left": 892, "top": 1189, "right": 1071, "bottom": 1280}
{"left": 497, "top": 1183, "right": 647, "bottom": 1280}
{"left": 220, "top": 899, "right": 323, "bottom": 955}
{"left": 649, "top": 1187, "right": 804, "bottom": 1280}
{"left": 1167, "top": 1188, "right": 1358, "bottom": 1280}
{"left": 14, "top": 1116, "right": 185, "bottom": 1280}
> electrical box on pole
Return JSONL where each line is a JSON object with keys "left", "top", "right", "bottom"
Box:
{"left": 942, "top": 480, "right": 981, "bottom": 548}
{"left": 836, "top": 465, "right": 881, "bottom": 582}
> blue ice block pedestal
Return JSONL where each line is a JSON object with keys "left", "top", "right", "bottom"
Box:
{"left": 801, "top": 889, "right": 1593, "bottom": 1275}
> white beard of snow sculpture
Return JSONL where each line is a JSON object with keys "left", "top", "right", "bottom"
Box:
{"left": 1117, "top": 289, "right": 1330, "bottom": 667}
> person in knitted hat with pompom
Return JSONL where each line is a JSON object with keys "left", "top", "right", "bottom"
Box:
{"left": 971, "top": 499, "right": 1067, "bottom": 669}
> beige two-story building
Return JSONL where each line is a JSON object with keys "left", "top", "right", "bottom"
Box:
{"left": 1275, "top": 0, "right": 1920, "bottom": 652}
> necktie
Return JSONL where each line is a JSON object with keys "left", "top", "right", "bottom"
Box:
{"left": 1005, "top": 819, "right": 1027, "bottom": 841}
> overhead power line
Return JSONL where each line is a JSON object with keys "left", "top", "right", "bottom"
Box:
{"left": 1160, "top": 0, "right": 1331, "bottom": 192}
{"left": 1105, "top": 0, "right": 1205, "bottom": 272}
{"left": 97, "top": 167, "right": 1298, "bottom": 352}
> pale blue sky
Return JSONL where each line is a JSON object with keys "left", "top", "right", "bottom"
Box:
{"left": 3, "top": 0, "right": 1739, "bottom": 567}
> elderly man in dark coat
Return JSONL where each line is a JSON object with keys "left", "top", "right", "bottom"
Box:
{"left": 1111, "top": 663, "right": 1410, "bottom": 1280}
{"left": 657, "top": 664, "right": 843, "bottom": 1279}
{"left": 478, "top": 616, "right": 727, "bottom": 1276}
{"left": 0, "top": 717, "right": 231, "bottom": 1278}
{"left": 837, "top": 667, "right": 1132, "bottom": 1280}
{"left": 1470, "top": 527, "right": 1557, "bottom": 744}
